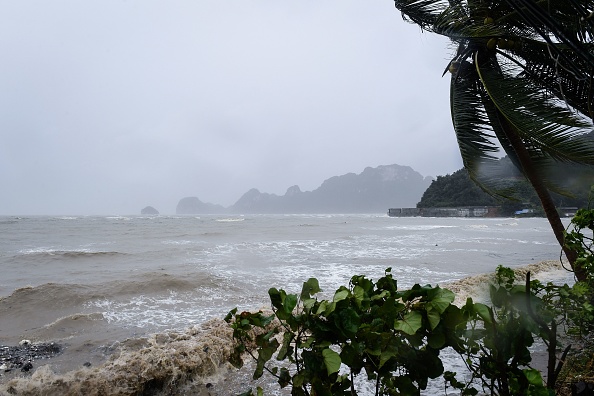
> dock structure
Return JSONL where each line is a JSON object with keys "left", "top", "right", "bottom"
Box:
{"left": 388, "top": 206, "right": 499, "bottom": 218}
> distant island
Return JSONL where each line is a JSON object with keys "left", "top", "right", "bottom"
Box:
{"left": 176, "top": 164, "right": 433, "bottom": 214}
{"left": 141, "top": 206, "right": 159, "bottom": 215}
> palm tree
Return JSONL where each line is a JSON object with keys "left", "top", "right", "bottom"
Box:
{"left": 393, "top": 0, "right": 594, "bottom": 281}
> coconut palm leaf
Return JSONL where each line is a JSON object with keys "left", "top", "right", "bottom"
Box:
{"left": 511, "top": 39, "right": 594, "bottom": 118}
{"left": 505, "top": 0, "right": 594, "bottom": 75}
{"left": 450, "top": 61, "right": 500, "bottom": 173}
{"left": 476, "top": 54, "right": 594, "bottom": 165}
{"left": 393, "top": 0, "right": 449, "bottom": 28}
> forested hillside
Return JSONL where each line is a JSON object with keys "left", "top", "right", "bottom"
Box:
{"left": 418, "top": 158, "right": 594, "bottom": 216}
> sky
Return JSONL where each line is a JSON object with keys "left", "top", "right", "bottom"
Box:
{"left": 1, "top": 1, "right": 463, "bottom": 215}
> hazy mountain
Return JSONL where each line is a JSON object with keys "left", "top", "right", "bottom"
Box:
{"left": 176, "top": 197, "right": 227, "bottom": 214}
{"left": 175, "top": 164, "right": 432, "bottom": 214}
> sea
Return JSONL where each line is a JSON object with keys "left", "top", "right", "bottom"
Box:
{"left": 0, "top": 214, "right": 576, "bottom": 395}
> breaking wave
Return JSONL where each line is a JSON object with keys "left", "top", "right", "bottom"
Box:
{"left": 0, "top": 319, "right": 235, "bottom": 396}
{"left": 0, "top": 260, "right": 575, "bottom": 395}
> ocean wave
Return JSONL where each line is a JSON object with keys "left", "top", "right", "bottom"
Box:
{"left": 0, "top": 273, "right": 217, "bottom": 317}
{"left": 384, "top": 225, "right": 459, "bottom": 231}
{"left": 215, "top": 218, "right": 245, "bottom": 222}
{"left": 16, "top": 249, "right": 125, "bottom": 260}
{"left": 0, "top": 260, "right": 576, "bottom": 395}
{"left": 0, "top": 319, "right": 235, "bottom": 395}
{"left": 0, "top": 283, "right": 92, "bottom": 308}
{"left": 446, "top": 259, "right": 572, "bottom": 306}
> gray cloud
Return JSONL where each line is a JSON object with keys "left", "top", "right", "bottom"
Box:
{"left": 1, "top": 1, "right": 462, "bottom": 215}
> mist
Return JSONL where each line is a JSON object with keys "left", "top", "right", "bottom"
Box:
{"left": 0, "top": 1, "right": 463, "bottom": 215}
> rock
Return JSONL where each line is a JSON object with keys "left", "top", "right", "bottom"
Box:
{"left": 20, "top": 362, "right": 33, "bottom": 372}
{"left": 141, "top": 206, "right": 159, "bottom": 215}
{"left": 0, "top": 342, "right": 61, "bottom": 372}
{"left": 572, "top": 381, "right": 594, "bottom": 395}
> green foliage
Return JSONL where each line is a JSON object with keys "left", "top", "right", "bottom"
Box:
{"left": 417, "top": 168, "right": 499, "bottom": 208}
{"left": 416, "top": 157, "right": 594, "bottom": 214}
{"left": 563, "top": 206, "right": 594, "bottom": 335}
{"left": 225, "top": 266, "right": 588, "bottom": 395}
{"left": 457, "top": 266, "right": 554, "bottom": 396}
{"left": 226, "top": 269, "right": 472, "bottom": 395}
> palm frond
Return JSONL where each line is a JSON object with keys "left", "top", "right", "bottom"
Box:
{"left": 513, "top": 38, "right": 594, "bottom": 118}
{"left": 476, "top": 53, "right": 594, "bottom": 165}
{"left": 450, "top": 60, "right": 501, "bottom": 180}
{"left": 505, "top": 0, "right": 594, "bottom": 76}
{"left": 393, "top": 0, "right": 450, "bottom": 29}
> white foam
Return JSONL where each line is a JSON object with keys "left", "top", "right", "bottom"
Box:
{"left": 383, "top": 225, "right": 459, "bottom": 231}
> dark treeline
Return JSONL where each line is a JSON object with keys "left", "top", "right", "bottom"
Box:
{"left": 418, "top": 157, "right": 594, "bottom": 216}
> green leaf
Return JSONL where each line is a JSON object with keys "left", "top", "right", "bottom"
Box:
{"left": 253, "top": 338, "right": 279, "bottom": 379}
{"left": 337, "top": 307, "right": 360, "bottom": 337}
{"left": 370, "top": 290, "right": 390, "bottom": 301}
{"left": 292, "top": 372, "right": 307, "bottom": 388}
{"left": 302, "top": 297, "right": 315, "bottom": 311}
{"left": 268, "top": 287, "right": 283, "bottom": 310}
{"left": 277, "top": 332, "right": 294, "bottom": 361}
{"left": 427, "top": 308, "right": 441, "bottom": 330}
{"left": 394, "top": 311, "right": 423, "bottom": 335}
{"left": 284, "top": 293, "right": 298, "bottom": 313}
{"left": 322, "top": 348, "right": 341, "bottom": 375}
{"left": 324, "top": 301, "right": 337, "bottom": 316}
{"left": 523, "top": 368, "right": 545, "bottom": 386}
{"left": 224, "top": 307, "right": 237, "bottom": 322}
{"left": 333, "top": 289, "right": 350, "bottom": 302}
{"left": 428, "top": 287, "right": 455, "bottom": 313}
{"left": 473, "top": 303, "right": 492, "bottom": 324}
{"left": 278, "top": 367, "right": 291, "bottom": 388}
{"left": 428, "top": 332, "right": 446, "bottom": 349}
{"left": 316, "top": 300, "right": 328, "bottom": 315}
{"left": 353, "top": 285, "right": 366, "bottom": 304}
{"left": 301, "top": 278, "right": 321, "bottom": 300}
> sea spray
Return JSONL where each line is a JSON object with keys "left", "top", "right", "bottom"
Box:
{"left": 447, "top": 259, "right": 571, "bottom": 306}
{"left": 0, "top": 319, "right": 234, "bottom": 396}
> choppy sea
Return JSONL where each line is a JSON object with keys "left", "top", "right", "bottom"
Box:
{"left": 0, "top": 214, "right": 575, "bottom": 395}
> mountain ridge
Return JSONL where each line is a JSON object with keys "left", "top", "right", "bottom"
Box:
{"left": 176, "top": 164, "right": 433, "bottom": 214}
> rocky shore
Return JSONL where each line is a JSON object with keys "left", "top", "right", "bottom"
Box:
{"left": 0, "top": 341, "right": 62, "bottom": 376}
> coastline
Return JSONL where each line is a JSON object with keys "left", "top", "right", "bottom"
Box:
{"left": 0, "top": 259, "right": 575, "bottom": 395}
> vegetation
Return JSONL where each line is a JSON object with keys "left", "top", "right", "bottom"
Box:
{"left": 391, "top": 0, "right": 594, "bottom": 279}
{"left": 417, "top": 168, "right": 499, "bottom": 208}
{"left": 225, "top": 265, "right": 592, "bottom": 395}
{"left": 417, "top": 157, "right": 594, "bottom": 216}
{"left": 225, "top": 206, "right": 594, "bottom": 395}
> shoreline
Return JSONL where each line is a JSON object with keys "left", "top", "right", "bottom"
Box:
{"left": 0, "top": 259, "right": 576, "bottom": 395}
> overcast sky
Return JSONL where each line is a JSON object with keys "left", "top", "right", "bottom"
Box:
{"left": 1, "top": 1, "right": 463, "bottom": 215}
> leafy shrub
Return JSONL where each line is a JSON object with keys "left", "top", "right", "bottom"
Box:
{"left": 225, "top": 268, "right": 560, "bottom": 395}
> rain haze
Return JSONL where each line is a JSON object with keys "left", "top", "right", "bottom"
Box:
{"left": 1, "top": 1, "right": 463, "bottom": 215}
